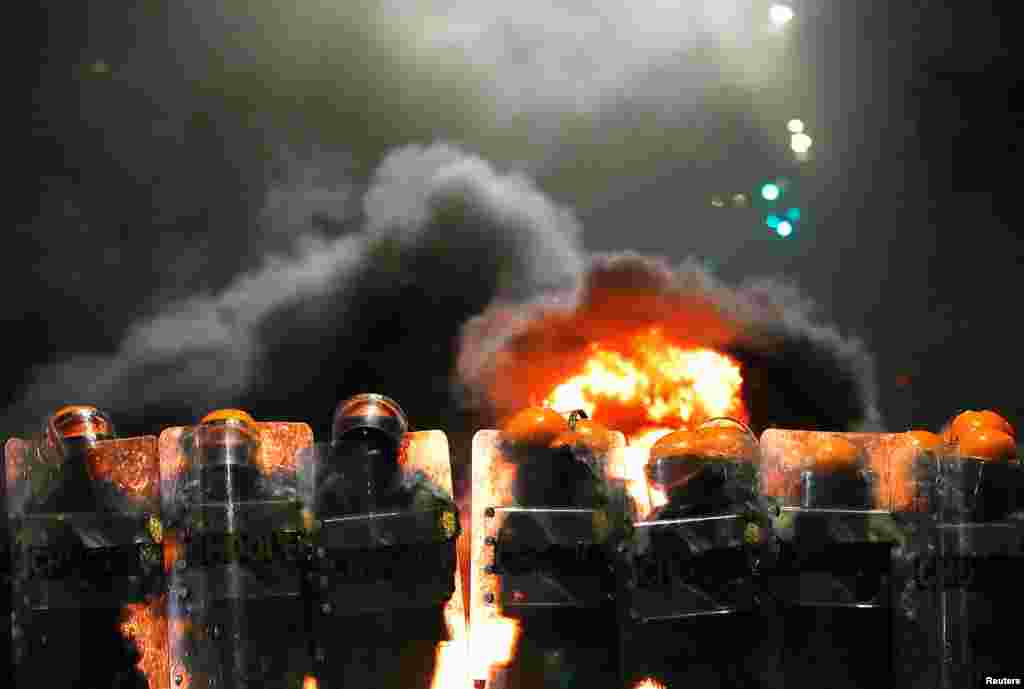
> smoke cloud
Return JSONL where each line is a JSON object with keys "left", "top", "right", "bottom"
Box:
{"left": 456, "top": 252, "right": 882, "bottom": 433}
{"left": 4, "top": 140, "right": 877, "bottom": 453}
{"left": 1, "top": 143, "right": 582, "bottom": 440}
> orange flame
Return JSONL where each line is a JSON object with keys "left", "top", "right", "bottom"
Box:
{"left": 430, "top": 530, "right": 473, "bottom": 689}
{"left": 543, "top": 329, "right": 746, "bottom": 434}
{"left": 470, "top": 434, "right": 523, "bottom": 687}
{"left": 540, "top": 328, "right": 746, "bottom": 517}
{"left": 633, "top": 678, "right": 667, "bottom": 689}
{"left": 302, "top": 676, "right": 319, "bottom": 689}
{"left": 120, "top": 595, "right": 170, "bottom": 689}
{"left": 163, "top": 531, "right": 183, "bottom": 575}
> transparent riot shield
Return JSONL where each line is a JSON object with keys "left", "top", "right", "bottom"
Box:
{"left": 7, "top": 416, "right": 165, "bottom": 689}
{"left": 885, "top": 434, "right": 946, "bottom": 689}
{"left": 2, "top": 438, "right": 10, "bottom": 684}
{"left": 470, "top": 428, "right": 627, "bottom": 689}
{"left": 615, "top": 420, "right": 779, "bottom": 689}
{"left": 760, "top": 430, "right": 910, "bottom": 689}
{"left": 302, "top": 429, "right": 464, "bottom": 689}
{"left": 160, "top": 418, "right": 313, "bottom": 689}
{"left": 934, "top": 445, "right": 1024, "bottom": 688}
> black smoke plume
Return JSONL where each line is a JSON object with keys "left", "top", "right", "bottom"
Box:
{"left": 4, "top": 144, "right": 878, "bottom": 482}
{"left": 456, "top": 252, "right": 882, "bottom": 434}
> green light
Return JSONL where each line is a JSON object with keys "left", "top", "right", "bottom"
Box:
{"left": 761, "top": 183, "right": 781, "bottom": 201}
{"left": 766, "top": 215, "right": 781, "bottom": 229}
{"left": 777, "top": 220, "right": 793, "bottom": 237}
{"left": 786, "top": 208, "right": 801, "bottom": 221}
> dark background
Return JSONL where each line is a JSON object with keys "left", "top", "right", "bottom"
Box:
{"left": 4, "top": 4, "right": 1023, "bottom": 688}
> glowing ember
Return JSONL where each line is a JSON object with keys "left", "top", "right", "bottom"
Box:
{"left": 163, "top": 532, "right": 183, "bottom": 575}
{"left": 633, "top": 678, "right": 667, "bottom": 689}
{"left": 302, "top": 676, "right": 319, "bottom": 689}
{"left": 543, "top": 329, "right": 746, "bottom": 436}
{"left": 120, "top": 595, "right": 170, "bottom": 689}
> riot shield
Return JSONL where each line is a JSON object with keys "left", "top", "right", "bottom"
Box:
{"left": 615, "top": 419, "right": 779, "bottom": 689}
{"left": 760, "top": 430, "right": 909, "bottom": 689}
{"left": 470, "top": 428, "right": 627, "bottom": 689}
{"left": 160, "top": 416, "right": 313, "bottom": 689}
{"left": 934, "top": 444, "right": 1024, "bottom": 688}
{"left": 885, "top": 433, "right": 947, "bottom": 689}
{"left": 302, "top": 429, "right": 464, "bottom": 689}
{"left": 7, "top": 415, "right": 164, "bottom": 689}
{"left": 2, "top": 438, "right": 10, "bottom": 685}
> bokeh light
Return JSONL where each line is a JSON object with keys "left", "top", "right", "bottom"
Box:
{"left": 777, "top": 220, "right": 793, "bottom": 237}
{"left": 791, "top": 133, "right": 813, "bottom": 154}
{"left": 760, "top": 183, "right": 781, "bottom": 201}
{"left": 770, "top": 4, "right": 795, "bottom": 27}
{"left": 787, "top": 118, "right": 804, "bottom": 134}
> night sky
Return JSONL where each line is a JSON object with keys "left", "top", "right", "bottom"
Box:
{"left": 6, "top": 0, "right": 1022, "bottom": 447}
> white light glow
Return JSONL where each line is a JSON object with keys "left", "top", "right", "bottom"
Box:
{"left": 777, "top": 220, "right": 793, "bottom": 237}
{"left": 790, "top": 132, "right": 813, "bottom": 153}
{"left": 770, "top": 4, "right": 795, "bottom": 26}
{"left": 787, "top": 118, "right": 804, "bottom": 134}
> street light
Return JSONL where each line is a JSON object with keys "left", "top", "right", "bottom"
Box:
{"left": 791, "top": 133, "right": 813, "bottom": 154}
{"left": 770, "top": 4, "right": 795, "bottom": 27}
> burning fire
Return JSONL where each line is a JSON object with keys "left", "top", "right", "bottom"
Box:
{"left": 469, "top": 432, "right": 524, "bottom": 688}
{"left": 633, "top": 678, "right": 667, "bottom": 689}
{"left": 430, "top": 534, "right": 473, "bottom": 689}
{"left": 542, "top": 328, "right": 747, "bottom": 518}
{"left": 543, "top": 329, "right": 745, "bottom": 432}
{"left": 464, "top": 329, "right": 748, "bottom": 682}
{"left": 120, "top": 594, "right": 170, "bottom": 689}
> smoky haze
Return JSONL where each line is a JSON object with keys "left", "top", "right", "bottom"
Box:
{"left": 1, "top": 143, "right": 582, "bottom": 451}
{"left": 4, "top": 141, "right": 879, "bottom": 456}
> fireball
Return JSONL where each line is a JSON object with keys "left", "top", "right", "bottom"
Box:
{"left": 543, "top": 329, "right": 746, "bottom": 436}
{"left": 119, "top": 595, "right": 170, "bottom": 689}
{"left": 472, "top": 326, "right": 748, "bottom": 679}
{"left": 539, "top": 328, "right": 746, "bottom": 517}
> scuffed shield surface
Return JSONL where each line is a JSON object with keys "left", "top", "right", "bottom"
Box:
{"left": 470, "top": 429, "right": 628, "bottom": 689}
{"left": 760, "top": 430, "right": 924, "bottom": 689}
{"left": 159, "top": 422, "right": 313, "bottom": 689}
{"left": 931, "top": 444, "right": 1024, "bottom": 688}
{"left": 7, "top": 433, "right": 164, "bottom": 689}
{"left": 303, "top": 430, "right": 463, "bottom": 689}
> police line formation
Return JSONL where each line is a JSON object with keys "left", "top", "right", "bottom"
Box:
{"left": 2, "top": 398, "right": 1021, "bottom": 689}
